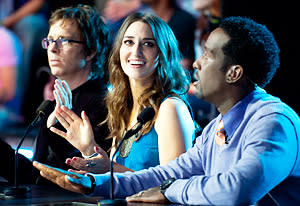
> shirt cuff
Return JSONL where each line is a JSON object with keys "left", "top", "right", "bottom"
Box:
{"left": 164, "top": 178, "right": 190, "bottom": 204}
{"left": 87, "top": 173, "right": 111, "bottom": 197}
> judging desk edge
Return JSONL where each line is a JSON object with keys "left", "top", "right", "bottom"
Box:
{"left": 0, "top": 182, "right": 179, "bottom": 206}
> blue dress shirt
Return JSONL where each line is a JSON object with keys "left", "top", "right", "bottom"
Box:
{"left": 91, "top": 88, "right": 300, "bottom": 205}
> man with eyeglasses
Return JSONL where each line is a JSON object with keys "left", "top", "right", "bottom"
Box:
{"left": 42, "top": 38, "right": 85, "bottom": 50}
{"left": 0, "top": 4, "right": 112, "bottom": 185}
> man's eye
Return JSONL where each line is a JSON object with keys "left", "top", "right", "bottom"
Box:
{"left": 202, "top": 52, "right": 209, "bottom": 59}
{"left": 59, "top": 38, "right": 68, "bottom": 43}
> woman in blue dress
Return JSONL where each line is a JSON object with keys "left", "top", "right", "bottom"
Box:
{"left": 50, "top": 12, "right": 195, "bottom": 173}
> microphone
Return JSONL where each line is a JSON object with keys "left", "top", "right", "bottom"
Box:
{"left": 122, "top": 107, "right": 156, "bottom": 141}
{"left": 32, "top": 100, "right": 54, "bottom": 127}
{"left": 4, "top": 100, "right": 53, "bottom": 198}
{"left": 98, "top": 107, "right": 155, "bottom": 205}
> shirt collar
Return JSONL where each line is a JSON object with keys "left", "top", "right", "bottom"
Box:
{"left": 222, "top": 87, "right": 266, "bottom": 140}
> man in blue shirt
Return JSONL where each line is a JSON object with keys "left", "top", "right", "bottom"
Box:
{"left": 33, "top": 16, "right": 300, "bottom": 205}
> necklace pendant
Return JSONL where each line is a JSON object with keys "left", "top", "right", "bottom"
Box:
{"left": 119, "top": 134, "right": 137, "bottom": 157}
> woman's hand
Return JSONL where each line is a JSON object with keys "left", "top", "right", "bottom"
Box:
{"left": 50, "top": 105, "right": 97, "bottom": 156}
{"left": 66, "top": 146, "right": 110, "bottom": 174}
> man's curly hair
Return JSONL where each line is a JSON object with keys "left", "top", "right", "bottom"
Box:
{"left": 219, "top": 16, "right": 280, "bottom": 88}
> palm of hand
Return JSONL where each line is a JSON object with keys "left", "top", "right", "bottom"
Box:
{"left": 66, "top": 116, "right": 95, "bottom": 153}
{"left": 51, "top": 107, "right": 96, "bottom": 156}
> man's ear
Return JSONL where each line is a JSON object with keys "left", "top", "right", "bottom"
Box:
{"left": 225, "top": 65, "right": 243, "bottom": 83}
{"left": 86, "top": 50, "right": 97, "bottom": 62}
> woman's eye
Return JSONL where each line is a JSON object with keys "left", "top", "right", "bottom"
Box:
{"left": 144, "top": 42, "right": 155, "bottom": 47}
{"left": 124, "top": 40, "right": 133, "bottom": 45}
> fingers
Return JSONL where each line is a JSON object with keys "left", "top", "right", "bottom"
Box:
{"left": 81, "top": 111, "right": 91, "bottom": 126}
{"left": 61, "top": 105, "right": 81, "bottom": 122}
{"left": 33, "top": 161, "right": 84, "bottom": 182}
{"left": 66, "top": 150, "right": 110, "bottom": 174}
{"left": 66, "top": 174, "right": 92, "bottom": 189}
{"left": 126, "top": 187, "right": 166, "bottom": 203}
{"left": 62, "top": 80, "right": 72, "bottom": 109}
{"left": 56, "top": 80, "right": 68, "bottom": 104}
{"left": 54, "top": 80, "right": 64, "bottom": 106}
{"left": 68, "top": 169, "right": 87, "bottom": 175}
{"left": 54, "top": 79, "right": 72, "bottom": 109}
{"left": 58, "top": 80, "right": 72, "bottom": 109}
{"left": 55, "top": 107, "right": 72, "bottom": 129}
{"left": 33, "top": 161, "right": 87, "bottom": 194}
{"left": 33, "top": 161, "right": 64, "bottom": 183}
{"left": 33, "top": 161, "right": 52, "bottom": 173}
{"left": 66, "top": 175, "right": 81, "bottom": 185}
{"left": 94, "top": 146, "right": 107, "bottom": 157}
{"left": 66, "top": 157, "right": 98, "bottom": 172}
{"left": 33, "top": 161, "right": 69, "bottom": 175}
{"left": 126, "top": 191, "right": 145, "bottom": 202}
{"left": 54, "top": 105, "right": 79, "bottom": 129}
{"left": 66, "top": 157, "right": 89, "bottom": 171}
{"left": 53, "top": 89, "right": 62, "bottom": 107}
{"left": 50, "top": 126, "right": 67, "bottom": 139}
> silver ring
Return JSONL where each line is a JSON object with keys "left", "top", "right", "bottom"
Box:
{"left": 86, "top": 160, "right": 96, "bottom": 167}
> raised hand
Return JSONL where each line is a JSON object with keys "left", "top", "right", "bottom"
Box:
{"left": 65, "top": 146, "right": 110, "bottom": 174}
{"left": 54, "top": 79, "right": 72, "bottom": 109}
{"left": 47, "top": 79, "right": 73, "bottom": 128}
{"left": 32, "top": 161, "right": 92, "bottom": 194}
{"left": 50, "top": 105, "right": 97, "bottom": 156}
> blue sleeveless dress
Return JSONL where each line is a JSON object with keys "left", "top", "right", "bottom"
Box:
{"left": 115, "top": 97, "right": 195, "bottom": 171}
{"left": 116, "top": 127, "right": 159, "bottom": 171}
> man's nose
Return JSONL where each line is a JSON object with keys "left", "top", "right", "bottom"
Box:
{"left": 192, "top": 58, "right": 201, "bottom": 71}
{"left": 192, "top": 60, "right": 202, "bottom": 79}
{"left": 48, "top": 41, "right": 59, "bottom": 51}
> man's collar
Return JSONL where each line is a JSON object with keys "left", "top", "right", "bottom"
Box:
{"left": 222, "top": 88, "right": 266, "bottom": 140}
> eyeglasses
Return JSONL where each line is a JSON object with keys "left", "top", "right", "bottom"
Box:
{"left": 41, "top": 37, "right": 85, "bottom": 50}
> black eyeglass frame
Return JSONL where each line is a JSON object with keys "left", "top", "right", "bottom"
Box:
{"left": 41, "top": 37, "right": 85, "bottom": 49}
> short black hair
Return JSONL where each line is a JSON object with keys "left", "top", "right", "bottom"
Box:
{"left": 219, "top": 16, "right": 280, "bottom": 88}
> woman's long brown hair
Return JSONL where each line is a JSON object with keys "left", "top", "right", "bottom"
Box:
{"left": 102, "top": 13, "right": 190, "bottom": 146}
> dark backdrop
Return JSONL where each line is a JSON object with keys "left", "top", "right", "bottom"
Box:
{"left": 222, "top": 0, "right": 299, "bottom": 114}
